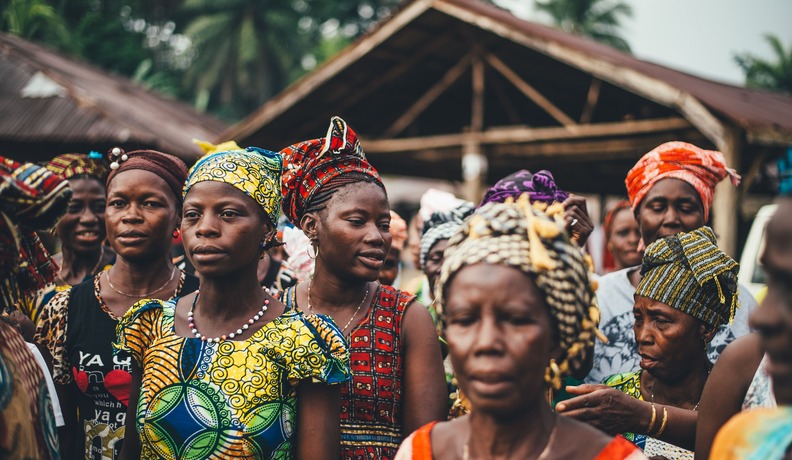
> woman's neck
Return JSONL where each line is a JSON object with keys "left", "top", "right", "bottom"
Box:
{"left": 642, "top": 358, "right": 711, "bottom": 409}
{"left": 196, "top": 271, "right": 266, "bottom": 321}
{"left": 308, "top": 264, "right": 372, "bottom": 311}
{"left": 59, "top": 246, "right": 103, "bottom": 282}
{"left": 109, "top": 256, "right": 173, "bottom": 288}
{"left": 466, "top": 402, "right": 556, "bottom": 459}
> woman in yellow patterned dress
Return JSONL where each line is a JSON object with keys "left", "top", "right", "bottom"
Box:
{"left": 116, "top": 147, "right": 350, "bottom": 460}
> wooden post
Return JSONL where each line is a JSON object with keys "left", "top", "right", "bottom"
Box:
{"left": 463, "top": 57, "right": 487, "bottom": 202}
{"left": 712, "top": 125, "right": 741, "bottom": 257}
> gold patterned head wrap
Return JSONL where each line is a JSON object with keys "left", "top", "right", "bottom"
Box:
{"left": 437, "top": 195, "right": 604, "bottom": 391}
{"left": 184, "top": 145, "right": 283, "bottom": 225}
{"left": 637, "top": 226, "right": 739, "bottom": 329}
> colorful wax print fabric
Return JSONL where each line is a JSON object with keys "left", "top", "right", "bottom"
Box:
{"left": 283, "top": 284, "right": 414, "bottom": 460}
{"left": 34, "top": 270, "right": 197, "bottom": 460}
{"left": 605, "top": 371, "right": 693, "bottom": 460}
{"left": 711, "top": 407, "right": 792, "bottom": 460}
{"left": 0, "top": 320, "right": 59, "bottom": 459}
{"left": 114, "top": 298, "right": 350, "bottom": 459}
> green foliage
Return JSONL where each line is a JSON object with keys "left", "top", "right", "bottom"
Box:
{"left": 735, "top": 34, "right": 792, "bottom": 94}
{"left": 534, "top": 0, "right": 632, "bottom": 52}
{"left": 1, "top": 0, "right": 71, "bottom": 49}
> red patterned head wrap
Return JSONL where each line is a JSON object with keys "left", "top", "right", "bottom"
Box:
{"left": 280, "top": 116, "right": 382, "bottom": 227}
{"left": 46, "top": 152, "right": 109, "bottom": 182}
{"left": 106, "top": 148, "right": 188, "bottom": 203}
{"left": 625, "top": 142, "right": 741, "bottom": 221}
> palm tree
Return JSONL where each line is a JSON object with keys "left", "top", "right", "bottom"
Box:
{"left": 1, "top": 0, "right": 70, "bottom": 49}
{"left": 534, "top": 0, "right": 632, "bottom": 52}
{"left": 179, "top": 0, "right": 315, "bottom": 120}
{"left": 735, "top": 34, "right": 792, "bottom": 94}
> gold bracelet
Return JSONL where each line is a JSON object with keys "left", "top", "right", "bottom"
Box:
{"left": 646, "top": 403, "right": 657, "bottom": 434}
{"left": 654, "top": 407, "right": 669, "bottom": 437}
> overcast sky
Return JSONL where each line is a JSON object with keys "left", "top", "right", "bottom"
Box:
{"left": 494, "top": 0, "right": 792, "bottom": 85}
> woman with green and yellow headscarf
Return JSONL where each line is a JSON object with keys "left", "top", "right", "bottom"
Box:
{"left": 115, "top": 147, "right": 350, "bottom": 460}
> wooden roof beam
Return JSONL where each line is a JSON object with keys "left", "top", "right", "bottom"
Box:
{"left": 383, "top": 50, "right": 475, "bottom": 138}
{"left": 365, "top": 116, "right": 690, "bottom": 152}
{"left": 484, "top": 52, "right": 577, "bottom": 127}
{"left": 579, "top": 77, "right": 601, "bottom": 124}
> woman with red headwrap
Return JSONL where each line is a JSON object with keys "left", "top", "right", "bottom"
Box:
{"left": 35, "top": 148, "right": 199, "bottom": 460}
{"left": 280, "top": 116, "right": 447, "bottom": 460}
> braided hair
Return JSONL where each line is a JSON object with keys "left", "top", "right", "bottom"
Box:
{"left": 437, "top": 195, "right": 604, "bottom": 391}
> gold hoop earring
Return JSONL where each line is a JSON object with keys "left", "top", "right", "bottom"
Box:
{"left": 308, "top": 244, "right": 319, "bottom": 260}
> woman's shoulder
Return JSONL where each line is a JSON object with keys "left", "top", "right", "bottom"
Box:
{"left": 117, "top": 297, "right": 175, "bottom": 330}
{"left": 555, "top": 416, "right": 637, "bottom": 459}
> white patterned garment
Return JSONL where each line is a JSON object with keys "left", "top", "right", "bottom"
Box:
{"left": 587, "top": 266, "right": 759, "bottom": 384}
{"left": 742, "top": 354, "right": 777, "bottom": 411}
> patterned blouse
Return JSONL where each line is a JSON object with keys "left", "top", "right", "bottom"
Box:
{"left": 283, "top": 284, "right": 414, "bottom": 460}
{"left": 114, "top": 298, "right": 351, "bottom": 459}
{"left": 605, "top": 371, "right": 694, "bottom": 460}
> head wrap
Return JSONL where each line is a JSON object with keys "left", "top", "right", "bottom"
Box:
{"left": 106, "top": 148, "right": 188, "bottom": 202}
{"left": 637, "top": 226, "right": 739, "bottom": 329}
{"left": 0, "top": 157, "right": 71, "bottom": 307}
{"left": 626, "top": 142, "right": 741, "bottom": 221}
{"left": 437, "top": 196, "right": 603, "bottom": 391}
{"left": 280, "top": 116, "right": 382, "bottom": 227}
{"left": 45, "top": 152, "right": 109, "bottom": 182}
{"left": 418, "top": 188, "right": 467, "bottom": 222}
{"left": 184, "top": 147, "right": 283, "bottom": 225}
{"left": 480, "top": 169, "right": 569, "bottom": 207}
{"left": 420, "top": 202, "right": 475, "bottom": 269}
{"left": 389, "top": 211, "right": 407, "bottom": 252}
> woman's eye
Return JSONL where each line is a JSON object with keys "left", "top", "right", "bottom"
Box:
{"left": 183, "top": 211, "right": 199, "bottom": 219}
{"left": 108, "top": 200, "right": 125, "bottom": 208}
{"left": 221, "top": 211, "right": 238, "bottom": 218}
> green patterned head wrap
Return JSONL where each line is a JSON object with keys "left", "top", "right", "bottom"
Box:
{"left": 437, "top": 195, "right": 604, "bottom": 391}
{"left": 637, "top": 226, "right": 739, "bottom": 328}
{"left": 184, "top": 147, "right": 283, "bottom": 225}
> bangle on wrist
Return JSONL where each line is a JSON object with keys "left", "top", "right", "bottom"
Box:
{"left": 646, "top": 403, "right": 657, "bottom": 434}
{"left": 654, "top": 406, "right": 668, "bottom": 437}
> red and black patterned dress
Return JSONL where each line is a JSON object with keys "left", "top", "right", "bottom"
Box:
{"left": 283, "top": 284, "right": 413, "bottom": 460}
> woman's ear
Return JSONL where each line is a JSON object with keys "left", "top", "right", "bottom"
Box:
{"left": 300, "top": 213, "right": 319, "bottom": 241}
{"left": 700, "top": 322, "right": 717, "bottom": 344}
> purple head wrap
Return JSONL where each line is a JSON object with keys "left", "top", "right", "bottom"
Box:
{"left": 479, "top": 170, "right": 569, "bottom": 207}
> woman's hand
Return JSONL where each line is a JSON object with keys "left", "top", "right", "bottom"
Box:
{"left": 562, "top": 195, "right": 593, "bottom": 246}
{"left": 555, "top": 384, "right": 649, "bottom": 435}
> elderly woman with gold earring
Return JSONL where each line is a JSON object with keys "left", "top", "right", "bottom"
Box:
{"left": 395, "top": 197, "right": 646, "bottom": 460}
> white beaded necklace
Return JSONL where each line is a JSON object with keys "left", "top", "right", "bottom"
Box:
{"left": 188, "top": 288, "right": 270, "bottom": 342}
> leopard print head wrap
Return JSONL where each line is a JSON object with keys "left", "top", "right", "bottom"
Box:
{"left": 437, "top": 195, "right": 605, "bottom": 390}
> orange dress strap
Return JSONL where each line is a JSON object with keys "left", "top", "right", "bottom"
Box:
{"left": 595, "top": 435, "right": 648, "bottom": 460}
{"left": 411, "top": 421, "right": 438, "bottom": 459}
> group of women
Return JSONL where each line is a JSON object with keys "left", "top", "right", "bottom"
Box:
{"left": 1, "top": 115, "right": 788, "bottom": 460}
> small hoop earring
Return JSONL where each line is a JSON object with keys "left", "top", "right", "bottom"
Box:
{"left": 307, "top": 244, "right": 319, "bottom": 260}
{"left": 172, "top": 229, "right": 180, "bottom": 238}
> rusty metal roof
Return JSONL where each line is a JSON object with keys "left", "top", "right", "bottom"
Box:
{"left": 0, "top": 33, "right": 227, "bottom": 162}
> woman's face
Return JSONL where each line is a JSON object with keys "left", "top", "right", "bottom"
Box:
{"left": 608, "top": 207, "right": 641, "bottom": 269}
{"left": 637, "top": 178, "right": 705, "bottom": 247}
{"left": 312, "top": 182, "right": 392, "bottom": 282}
{"left": 423, "top": 239, "right": 449, "bottom": 299}
{"left": 378, "top": 246, "right": 401, "bottom": 286}
{"left": 56, "top": 177, "right": 106, "bottom": 255}
{"left": 182, "top": 181, "right": 271, "bottom": 278}
{"left": 105, "top": 170, "right": 179, "bottom": 263}
{"left": 446, "top": 263, "right": 556, "bottom": 416}
{"left": 751, "top": 197, "right": 792, "bottom": 405}
{"left": 633, "top": 295, "right": 708, "bottom": 381}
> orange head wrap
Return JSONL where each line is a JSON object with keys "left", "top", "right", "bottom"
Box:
{"left": 389, "top": 211, "right": 407, "bottom": 252}
{"left": 625, "top": 142, "right": 741, "bottom": 221}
